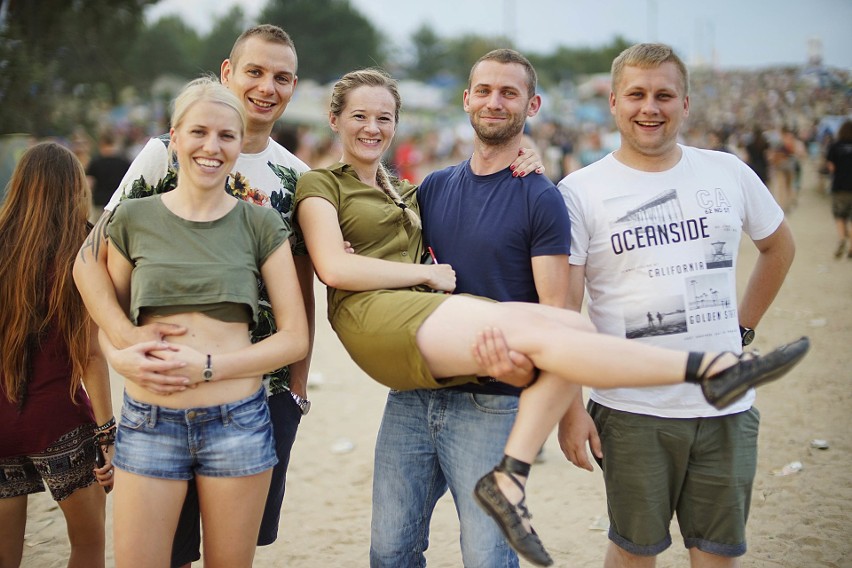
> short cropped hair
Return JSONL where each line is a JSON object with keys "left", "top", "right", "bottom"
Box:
{"left": 229, "top": 24, "right": 297, "bottom": 71}
{"left": 469, "top": 48, "right": 537, "bottom": 99}
{"left": 611, "top": 43, "right": 689, "bottom": 96}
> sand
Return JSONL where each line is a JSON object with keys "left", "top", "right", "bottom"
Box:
{"left": 20, "top": 161, "right": 851, "bottom": 567}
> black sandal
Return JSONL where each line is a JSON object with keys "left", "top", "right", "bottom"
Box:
{"left": 686, "top": 336, "right": 810, "bottom": 409}
{"left": 473, "top": 456, "right": 553, "bottom": 567}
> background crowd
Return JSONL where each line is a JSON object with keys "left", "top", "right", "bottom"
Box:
{"left": 5, "top": 62, "right": 847, "bottom": 217}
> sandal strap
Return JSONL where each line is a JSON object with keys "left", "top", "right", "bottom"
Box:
{"left": 684, "top": 352, "right": 705, "bottom": 383}
{"left": 687, "top": 351, "right": 742, "bottom": 384}
{"left": 495, "top": 455, "right": 533, "bottom": 519}
{"left": 496, "top": 455, "right": 531, "bottom": 480}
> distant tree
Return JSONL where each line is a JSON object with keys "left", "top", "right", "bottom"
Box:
{"left": 408, "top": 24, "right": 448, "bottom": 82}
{"left": 197, "top": 6, "right": 248, "bottom": 76}
{"left": 442, "top": 34, "right": 515, "bottom": 88}
{"left": 258, "top": 0, "right": 385, "bottom": 82}
{"left": 533, "top": 36, "right": 635, "bottom": 86}
{"left": 123, "top": 15, "right": 202, "bottom": 90}
{"left": 0, "top": 0, "right": 156, "bottom": 135}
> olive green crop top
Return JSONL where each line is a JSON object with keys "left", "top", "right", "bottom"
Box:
{"left": 108, "top": 195, "right": 290, "bottom": 329}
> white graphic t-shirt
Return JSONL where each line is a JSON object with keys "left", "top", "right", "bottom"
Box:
{"left": 559, "top": 146, "right": 784, "bottom": 418}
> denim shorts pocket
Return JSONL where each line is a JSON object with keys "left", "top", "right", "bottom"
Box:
{"left": 469, "top": 392, "right": 519, "bottom": 414}
{"left": 120, "top": 401, "right": 151, "bottom": 430}
{"left": 227, "top": 400, "right": 271, "bottom": 432}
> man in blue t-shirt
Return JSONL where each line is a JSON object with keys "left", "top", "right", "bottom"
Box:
{"left": 369, "top": 49, "right": 573, "bottom": 568}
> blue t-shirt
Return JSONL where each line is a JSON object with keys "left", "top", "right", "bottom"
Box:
{"left": 419, "top": 160, "right": 571, "bottom": 395}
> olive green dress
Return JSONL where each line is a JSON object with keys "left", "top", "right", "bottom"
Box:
{"left": 295, "top": 164, "right": 479, "bottom": 390}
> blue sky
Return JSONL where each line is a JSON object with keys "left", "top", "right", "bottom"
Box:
{"left": 146, "top": 0, "right": 852, "bottom": 70}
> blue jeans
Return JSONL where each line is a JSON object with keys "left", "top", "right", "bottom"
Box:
{"left": 370, "top": 388, "right": 520, "bottom": 568}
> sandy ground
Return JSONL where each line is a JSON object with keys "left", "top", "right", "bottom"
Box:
{"left": 20, "top": 160, "right": 851, "bottom": 567}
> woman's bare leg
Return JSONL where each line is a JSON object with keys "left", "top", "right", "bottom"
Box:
{"left": 505, "top": 375, "right": 580, "bottom": 464}
{"left": 0, "top": 494, "right": 27, "bottom": 568}
{"left": 58, "top": 482, "right": 107, "bottom": 568}
{"left": 418, "top": 296, "right": 807, "bottom": 565}
{"left": 417, "top": 296, "right": 693, "bottom": 389}
{"left": 196, "top": 470, "right": 271, "bottom": 568}
{"left": 113, "top": 470, "right": 187, "bottom": 568}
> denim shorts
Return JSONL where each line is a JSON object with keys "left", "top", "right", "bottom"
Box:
{"left": 114, "top": 388, "right": 277, "bottom": 480}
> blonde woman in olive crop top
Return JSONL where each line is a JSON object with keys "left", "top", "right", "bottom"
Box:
{"left": 101, "top": 78, "right": 308, "bottom": 568}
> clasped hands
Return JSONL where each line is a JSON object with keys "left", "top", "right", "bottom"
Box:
{"left": 103, "top": 322, "right": 202, "bottom": 395}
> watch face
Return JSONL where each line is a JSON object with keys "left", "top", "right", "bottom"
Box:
{"left": 301, "top": 400, "right": 311, "bottom": 415}
{"left": 742, "top": 329, "right": 755, "bottom": 346}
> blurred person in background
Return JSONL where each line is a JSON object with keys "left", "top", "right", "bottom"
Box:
{"left": 86, "top": 128, "right": 131, "bottom": 223}
{"left": 745, "top": 126, "right": 771, "bottom": 184}
{"left": 770, "top": 126, "right": 806, "bottom": 211}
{"left": 825, "top": 120, "right": 852, "bottom": 258}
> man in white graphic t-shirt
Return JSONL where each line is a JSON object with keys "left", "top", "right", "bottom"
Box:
{"left": 557, "top": 43, "right": 795, "bottom": 567}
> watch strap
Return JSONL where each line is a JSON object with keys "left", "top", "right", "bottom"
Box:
{"left": 203, "top": 354, "right": 213, "bottom": 382}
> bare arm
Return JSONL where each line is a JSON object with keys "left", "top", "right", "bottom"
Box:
{"left": 298, "top": 196, "right": 455, "bottom": 292}
{"left": 531, "top": 254, "right": 570, "bottom": 309}
{"left": 286, "top": 252, "right": 315, "bottom": 398}
{"left": 74, "top": 211, "right": 186, "bottom": 348}
{"left": 81, "top": 322, "right": 114, "bottom": 429}
{"left": 74, "top": 211, "right": 137, "bottom": 345}
{"left": 100, "top": 240, "right": 190, "bottom": 392}
{"left": 80, "top": 320, "right": 115, "bottom": 488}
{"left": 557, "top": 263, "right": 602, "bottom": 470}
{"left": 738, "top": 220, "right": 795, "bottom": 329}
{"left": 565, "top": 263, "right": 587, "bottom": 312}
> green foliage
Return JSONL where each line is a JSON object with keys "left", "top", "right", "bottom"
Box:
{"left": 123, "top": 16, "right": 202, "bottom": 88}
{"left": 197, "top": 6, "right": 247, "bottom": 76}
{"left": 408, "top": 25, "right": 448, "bottom": 81}
{"left": 533, "top": 36, "right": 635, "bottom": 86}
{"left": 258, "top": 0, "right": 385, "bottom": 81}
{"left": 441, "top": 35, "right": 516, "bottom": 86}
{"left": 0, "top": 0, "right": 638, "bottom": 138}
{"left": 0, "top": 0, "right": 157, "bottom": 134}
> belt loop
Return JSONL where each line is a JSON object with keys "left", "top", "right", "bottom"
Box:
{"left": 148, "top": 404, "right": 158, "bottom": 428}
{"left": 221, "top": 403, "right": 230, "bottom": 426}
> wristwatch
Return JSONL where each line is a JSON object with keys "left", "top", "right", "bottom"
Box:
{"left": 202, "top": 354, "right": 214, "bottom": 382}
{"left": 289, "top": 391, "right": 311, "bottom": 415}
{"left": 739, "top": 326, "right": 755, "bottom": 347}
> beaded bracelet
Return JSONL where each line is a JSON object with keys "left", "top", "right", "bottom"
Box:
{"left": 94, "top": 417, "right": 115, "bottom": 433}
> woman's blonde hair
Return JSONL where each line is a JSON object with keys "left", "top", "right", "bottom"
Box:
{"left": 0, "top": 142, "right": 92, "bottom": 404}
{"left": 330, "top": 68, "right": 421, "bottom": 228}
{"left": 168, "top": 75, "right": 247, "bottom": 161}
